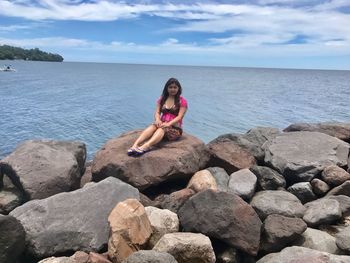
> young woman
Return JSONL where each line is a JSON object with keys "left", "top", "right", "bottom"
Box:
{"left": 128, "top": 78, "right": 188, "bottom": 156}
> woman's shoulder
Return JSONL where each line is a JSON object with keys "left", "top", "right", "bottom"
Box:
{"left": 179, "top": 96, "right": 188, "bottom": 107}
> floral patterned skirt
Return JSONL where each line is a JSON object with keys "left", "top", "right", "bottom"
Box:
{"left": 162, "top": 126, "right": 183, "bottom": 141}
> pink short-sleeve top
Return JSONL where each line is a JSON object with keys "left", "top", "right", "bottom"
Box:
{"left": 157, "top": 96, "right": 188, "bottom": 128}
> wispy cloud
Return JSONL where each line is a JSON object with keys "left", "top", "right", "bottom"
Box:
{"left": 0, "top": 1, "right": 349, "bottom": 68}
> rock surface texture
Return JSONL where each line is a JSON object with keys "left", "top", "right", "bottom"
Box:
{"left": 0, "top": 140, "right": 86, "bottom": 200}
{"left": 178, "top": 190, "right": 262, "bottom": 256}
{"left": 264, "top": 132, "right": 349, "bottom": 183}
{"left": 10, "top": 177, "right": 139, "bottom": 259}
{"left": 92, "top": 131, "right": 210, "bottom": 190}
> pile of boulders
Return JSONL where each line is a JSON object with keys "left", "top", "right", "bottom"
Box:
{"left": 1, "top": 122, "right": 350, "bottom": 263}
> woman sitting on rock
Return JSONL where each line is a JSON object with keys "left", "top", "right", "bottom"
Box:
{"left": 128, "top": 77, "right": 188, "bottom": 156}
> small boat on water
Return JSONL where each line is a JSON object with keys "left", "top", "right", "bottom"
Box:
{"left": 0, "top": 65, "right": 16, "bottom": 72}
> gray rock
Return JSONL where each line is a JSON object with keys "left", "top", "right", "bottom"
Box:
{"left": 327, "top": 181, "right": 350, "bottom": 196}
{"left": 178, "top": 190, "right": 262, "bottom": 256}
{"left": 335, "top": 226, "right": 350, "bottom": 253}
{"left": 303, "top": 198, "right": 342, "bottom": 227}
{"left": 322, "top": 165, "right": 350, "bottom": 186}
{"left": 283, "top": 122, "right": 350, "bottom": 142}
{"left": 38, "top": 256, "right": 75, "bottom": 263}
{"left": 260, "top": 214, "right": 307, "bottom": 253}
{"left": 257, "top": 246, "right": 350, "bottom": 263}
{"left": 0, "top": 188, "right": 23, "bottom": 214}
{"left": 250, "top": 165, "right": 286, "bottom": 190}
{"left": 311, "top": 179, "right": 330, "bottom": 196}
{"left": 326, "top": 195, "right": 350, "bottom": 215}
{"left": 293, "top": 228, "right": 342, "bottom": 254}
{"left": 243, "top": 127, "right": 281, "bottom": 161}
{"left": 0, "top": 140, "right": 86, "bottom": 200}
{"left": 123, "top": 250, "right": 178, "bottom": 263}
{"left": 0, "top": 214, "right": 26, "bottom": 263}
{"left": 153, "top": 232, "right": 216, "bottom": 263}
{"left": 206, "top": 167, "right": 230, "bottom": 192}
{"left": 287, "top": 182, "right": 317, "bottom": 204}
{"left": 264, "top": 132, "right": 349, "bottom": 184}
{"left": 10, "top": 177, "right": 139, "bottom": 259}
{"left": 228, "top": 169, "right": 257, "bottom": 201}
{"left": 250, "top": 190, "right": 306, "bottom": 220}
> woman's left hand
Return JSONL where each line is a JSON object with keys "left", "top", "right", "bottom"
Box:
{"left": 160, "top": 122, "right": 172, "bottom": 128}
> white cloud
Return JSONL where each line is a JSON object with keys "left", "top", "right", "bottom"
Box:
{"left": 1, "top": 0, "right": 349, "bottom": 66}
{"left": 1, "top": 35, "right": 349, "bottom": 58}
{"left": 0, "top": 24, "right": 32, "bottom": 32}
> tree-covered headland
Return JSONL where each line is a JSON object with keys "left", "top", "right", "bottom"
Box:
{"left": 0, "top": 45, "right": 64, "bottom": 62}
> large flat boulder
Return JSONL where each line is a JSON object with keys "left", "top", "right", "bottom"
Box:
{"left": 178, "top": 190, "right": 262, "bottom": 256}
{"left": 264, "top": 132, "right": 349, "bottom": 183}
{"left": 92, "top": 131, "right": 210, "bottom": 191}
{"left": 284, "top": 122, "right": 350, "bottom": 142}
{"left": 0, "top": 140, "right": 86, "bottom": 200}
{"left": 10, "top": 177, "right": 139, "bottom": 260}
{"left": 257, "top": 246, "right": 350, "bottom": 263}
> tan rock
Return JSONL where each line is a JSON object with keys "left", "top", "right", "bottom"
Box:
{"left": 108, "top": 199, "right": 152, "bottom": 263}
{"left": 88, "top": 252, "right": 112, "bottom": 263}
{"left": 72, "top": 251, "right": 89, "bottom": 263}
{"left": 187, "top": 170, "right": 217, "bottom": 193}
{"left": 145, "top": 206, "right": 179, "bottom": 248}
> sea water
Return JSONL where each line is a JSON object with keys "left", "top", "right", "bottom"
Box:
{"left": 0, "top": 61, "right": 349, "bottom": 160}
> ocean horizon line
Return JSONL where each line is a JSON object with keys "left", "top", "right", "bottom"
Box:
{"left": 2, "top": 59, "right": 350, "bottom": 72}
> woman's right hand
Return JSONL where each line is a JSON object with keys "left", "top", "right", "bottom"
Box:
{"left": 154, "top": 120, "right": 163, "bottom": 128}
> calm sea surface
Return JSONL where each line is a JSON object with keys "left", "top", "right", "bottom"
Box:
{"left": 1, "top": 61, "right": 349, "bottom": 160}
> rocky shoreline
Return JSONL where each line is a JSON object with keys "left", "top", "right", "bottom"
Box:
{"left": 1, "top": 122, "right": 350, "bottom": 263}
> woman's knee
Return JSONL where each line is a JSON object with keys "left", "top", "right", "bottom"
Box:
{"left": 155, "top": 127, "right": 165, "bottom": 136}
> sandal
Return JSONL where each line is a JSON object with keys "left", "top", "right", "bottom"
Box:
{"left": 127, "top": 148, "right": 138, "bottom": 156}
{"left": 133, "top": 147, "right": 151, "bottom": 157}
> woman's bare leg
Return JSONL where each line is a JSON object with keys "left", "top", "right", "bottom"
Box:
{"left": 131, "top": 124, "right": 157, "bottom": 148}
{"left": 139, "top": 128, "right": 165, "bottom": 150}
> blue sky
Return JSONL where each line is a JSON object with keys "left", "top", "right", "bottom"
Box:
{"left": 0, "top": 0, "right": 350, "bottom": 69}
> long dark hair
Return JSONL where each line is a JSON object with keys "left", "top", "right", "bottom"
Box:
{"left": 159, "top": 78, "right": 182, "bottom": 109}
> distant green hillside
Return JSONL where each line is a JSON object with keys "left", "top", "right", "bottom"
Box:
{"left": 0, "top": 45, "right": 64, "bottom": 62}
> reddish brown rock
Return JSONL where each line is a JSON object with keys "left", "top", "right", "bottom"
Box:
{"left": 322, "top": 165, "right": 350, "bottom": 186}
{"left": 207, "top": 138, "right": 256, "bottom": 174}
{"left": 311, "top": 179, "right": 330, "bottom": 196}
{"left": 155, "top": 188, "right": 195, "bottom": 213}
{"left": 92, "top": 131, "right": 210, "bottom": 191}
{"left": 80, "top": 161, "right": 93, "bottom": 188}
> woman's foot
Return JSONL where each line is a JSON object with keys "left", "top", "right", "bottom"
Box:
{"left": 133, "top": 146, "right": 151, "bottom": 156}
{"left": 127, "top": 146, "right": 139, "bottom": 156}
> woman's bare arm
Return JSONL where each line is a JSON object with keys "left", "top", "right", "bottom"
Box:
{"left": 161, "top": 107, "right": 187, "bottom": 127}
